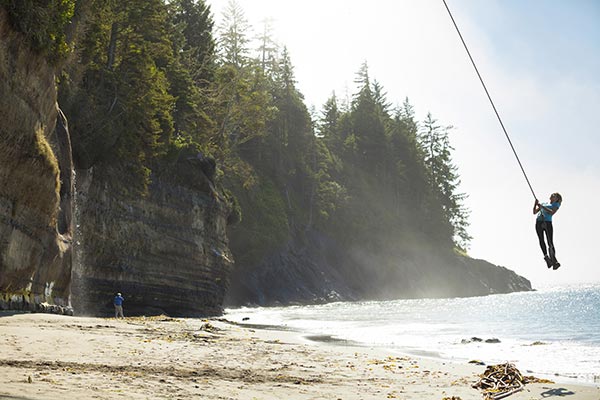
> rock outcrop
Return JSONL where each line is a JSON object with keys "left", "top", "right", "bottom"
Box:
{"left": 226, "top": 229, "right": 532, "bottom": 307}
{"left": 71, "top": 160, "right": 233, "bottom": 317}
{"left": 0, "top": 8, "right": 233, "bottom": 317}
{"left": 0, "top": 8, "right": 72, "bottom": 314}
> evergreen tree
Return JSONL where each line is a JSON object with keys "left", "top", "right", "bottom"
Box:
{"left": 171, "top": 0, "right": 215, "bottom": 85}
{"left": 419, "top": 113, "right": 471, "bottom": 249}
{"left": 59, "top": 0, "right": 176, "bottom": 193}
{"left": 256, "top": 18, "right": 279, "bottom": 74}
{"left": 372, "top": 79, "right": 392, "bottom": 118}
{"left": 212, "top": 63, "right": 273, "bottom": 158}
{"left": 267, "top": 47, "right": 313, "bottom": 205}
{"left": 217, "top": 0, "right": 250, "bottom": 69}
{"left": 350, "top": 62, "right": 387, "bottom": 174}
{"left": 318, "top": 93, "right": 343, "bottom": 154}
{"left": 167, "top": 0, "right": 216, "bottom": 147}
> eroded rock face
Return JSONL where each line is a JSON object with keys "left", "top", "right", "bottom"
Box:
{"left": 0, "top": 8, "right": 72, "bottom": 314}
{"left": 226, "top": 229, "right": 532, "bottom": 307}
{"left": 71, "top": 162, "right": 233, "bottom": 317}
{"left": 0, "top": 8, "right": 232, "bottom": 317}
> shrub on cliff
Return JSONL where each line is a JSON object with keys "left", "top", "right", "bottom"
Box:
{"left": 0, "top": 0, "right": 75, "bottom": 63}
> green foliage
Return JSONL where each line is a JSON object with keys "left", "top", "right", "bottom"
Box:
{"left": 223, "top": 188, "right": 242, "bottom": 224}
{"left": 350, "top": 62, "right": 387, "bottom": 171}
{"left": 59, "top": 0, "right": 178, "bottom": 194}
{"left": 33, "top": 129, "right": 60, "bottom": 178}
{"left": 44, "top": 0, "right": 471, "bottom": 269}
{"left": 171, "top": 0, "right": 215, "bottom": 83}
{"left": 227, "top": 176, "right": 289, "bottom": 265}
{"left": 419, "top": 112, "right": 471, "bottom": 249}
{"left": 168, "top": 0, "right": 216, "bottom": 146}
{"left": 216, "top": 0, "right": 249, "bottom": 68}
{"left": 209, "top": 63, "right": 277, "bottom": 184}
{"left": 1, "top": 0, "right": 76, "bottom": 62}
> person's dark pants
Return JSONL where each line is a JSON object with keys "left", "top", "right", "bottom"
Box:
{"left": 535, "top": 220, "right": 556, "bottom": 260}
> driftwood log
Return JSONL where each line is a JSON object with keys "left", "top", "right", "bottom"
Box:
{"left": 472, "top": 362, "right": 553, "bottom": 400}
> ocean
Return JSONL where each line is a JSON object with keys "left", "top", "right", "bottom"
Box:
{"left": 225, "top": 284, "right": 600, "bottom": 384}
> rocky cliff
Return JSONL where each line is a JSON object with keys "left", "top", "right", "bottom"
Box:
{"left": 71, "top": 161, "right": 233, "bottom": 317}
{"left": 0, "top": 8, "right": 233, "bottom": 316}
{"left": 226, "top": 229, "right": 532, "bottom": 306}
{"left": 0, "top": 8, "right": 72, "bottom": 313}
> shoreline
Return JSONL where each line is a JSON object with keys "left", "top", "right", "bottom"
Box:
{"left": 229, "top": 318, "right": 600, "bottom": 387}
{"left": 0, "top": 312, "right": 598, "bottom": 399}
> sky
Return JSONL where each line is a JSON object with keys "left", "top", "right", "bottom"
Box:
{"left": 207, "top": 0, "right": 600, "bottom": 288}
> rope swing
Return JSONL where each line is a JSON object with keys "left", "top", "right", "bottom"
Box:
{"left": 442, "top": 0, "right": 538, "bottom": 200}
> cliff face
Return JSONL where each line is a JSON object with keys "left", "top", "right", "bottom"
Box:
{"left": 71, "top": 162, "right": 233, "bottom": 317}
{"left": 0, "top": 9, "right": 73, "bottom": 313}
{"left": 225, "top": 229, "right": 532, "bottom": 307}
{"left": 0, "top": 8, "right": 233, "bottom": 316}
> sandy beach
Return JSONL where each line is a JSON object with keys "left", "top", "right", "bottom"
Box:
{"left": 0, "top": 312, "right": 598, "bottom": 400}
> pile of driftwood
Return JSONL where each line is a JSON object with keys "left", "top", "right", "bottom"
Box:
{"left": 472, "top": 363, "right": 530, "bottom": 400}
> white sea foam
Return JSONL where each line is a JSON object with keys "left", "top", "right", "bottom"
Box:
{"left": 226, "top": 284, "right": 600, "bottom": 383}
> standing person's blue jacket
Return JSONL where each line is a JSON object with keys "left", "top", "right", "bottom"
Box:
{"left": 114, "top": 293, "right": 125, "bottom": 319}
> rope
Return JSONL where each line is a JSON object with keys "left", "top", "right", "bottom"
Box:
{"left": 442, "top": 0, "right": 537, "bottom": 200}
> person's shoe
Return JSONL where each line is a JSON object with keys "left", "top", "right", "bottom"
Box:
{"left": 552, "top": 259, "right": 561, "bottom": 270}
{"left": 544, "top": 256, "right": 553, "bottom": 268}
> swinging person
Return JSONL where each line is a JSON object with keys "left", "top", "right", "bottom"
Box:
{"left": 533, "top": 193, "right": 562, "bottom": 269}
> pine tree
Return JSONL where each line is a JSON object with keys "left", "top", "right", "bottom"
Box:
{"left": 58, "top": 0, "right": 176, "bottom": 194}
{"left": 171, "top": 0, "right": 216, "bottom": 85}
{"left": 167, "top": 0, "right": 216, "bottom": 146}
{"left": 350, "top": 62, "right": 387, "bottom": 174}
{"left": 388, "top": 100, "right": 425, "bottom": 216}
{"left": 318, "top": 93, "right": 342, "bottom": 154}
{"left": 217, "top": 0, "right": 250, "bottom": 69}
{"left": 256, "top": 18, "right": 279, "bottom": 74}
{"left": 267, "top": 47, "right": 313, "bottom": 196}
{"left": 419, "top": 112, "right": 471, "bottom": 249}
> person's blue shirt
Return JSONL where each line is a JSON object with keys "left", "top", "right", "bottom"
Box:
{"left": 114, "top": 295, "right": 124, "bottom": 306}
{"left": 537, "top": 201, "right": 560, "bottom": 222}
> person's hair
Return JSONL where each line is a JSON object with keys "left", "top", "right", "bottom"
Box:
{"left": 552, "top": 192, "right": 562, "bottom": 203}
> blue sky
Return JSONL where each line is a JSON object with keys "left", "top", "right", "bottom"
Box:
{"left": 473, "top": 0, "right": 600, "bottom": 82}
{"left": 209, "top": 0, "right": 600, "bottom": 287}
{"left": 456, "top": 0, "right": 600, "bottom": 170}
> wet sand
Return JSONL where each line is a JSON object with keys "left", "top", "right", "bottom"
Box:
{"left": 0, "top": 312, "right": 598, "bottom": 399}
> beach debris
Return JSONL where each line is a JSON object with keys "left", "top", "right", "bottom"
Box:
{"left": 200, "top": 322, "right": 220, "bottom": 333}
{"left": 472, "top": 362, "right": 554, "bottom": 399}
{"left": 468, "top": 360, "right": 486, "bottom": 365}
{"left": 524, "top": 376, "right": 555, "bottom": 384}
{"left": 461, "top": 337, "right": 501, "bottom": 344}
{"left": 442, "top": 397, "right": 462, "bottom": 400}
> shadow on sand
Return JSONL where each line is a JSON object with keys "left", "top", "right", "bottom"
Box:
{"left": 0, "top": 311, "right": 29, "bottom": 318}
{"left": 541, "top": 387, "right": 576, "bottom": 397}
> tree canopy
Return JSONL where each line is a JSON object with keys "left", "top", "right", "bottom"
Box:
{"left": 5, "top": 0, "right": 472, "bottom": 264}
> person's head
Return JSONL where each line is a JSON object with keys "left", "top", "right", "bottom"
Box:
{"left": 117, "top": 293, "right": 121, "bottom": 296}
{"left": 550, "top": 192, "right": 562, "bottom": 203}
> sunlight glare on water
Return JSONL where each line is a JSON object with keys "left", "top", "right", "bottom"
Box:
{"left": 226, "top": 284, "right": 600, "bottom": 383}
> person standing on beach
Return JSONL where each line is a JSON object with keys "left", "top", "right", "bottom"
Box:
{"left": 114, "top": 293, "right": 125, "bottom": 319}
{"left": 533, "top": 192, "right": 562, "bottom": 269}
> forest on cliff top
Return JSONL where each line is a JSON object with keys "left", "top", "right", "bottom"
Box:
{"left": 1, "top": 0, "right": 471, "bottom": 282}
